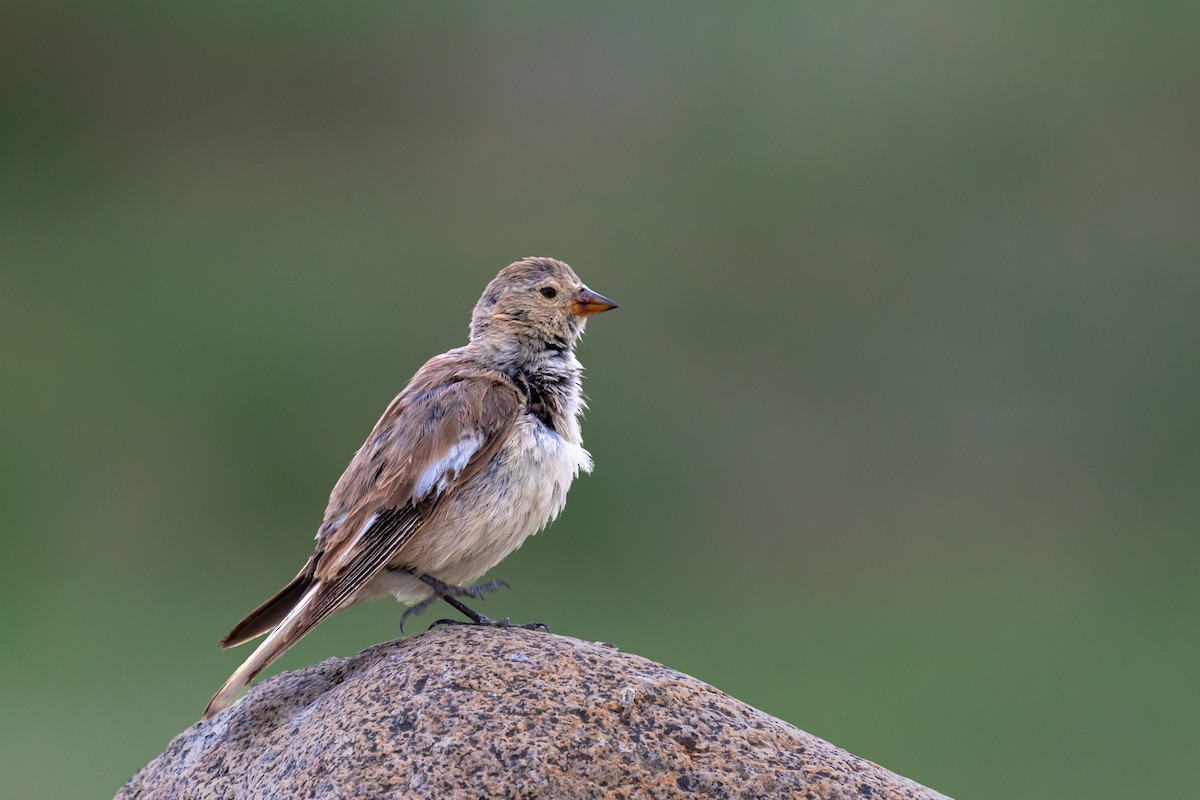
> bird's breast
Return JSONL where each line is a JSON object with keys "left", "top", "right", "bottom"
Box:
{"left": 396, "top": 413, "right": 592, "bottom": 586}
{"left": 500, "top": 413, "right": 593, "bottom": 529}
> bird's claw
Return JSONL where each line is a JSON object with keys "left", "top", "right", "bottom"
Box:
{"left": 427, "top": 616, "right": 492, "bottom": 630}
{"left": 427, "top": 616, "right": 550, "bottom": 632}
{"left": 463, "top": 579, "right": 509, "bottom": 599}
{"left": 399, "top": 596, "right": 438, "bottom": 633}
{"left": 398, "top": 574, "right": 512, "bottom": 633}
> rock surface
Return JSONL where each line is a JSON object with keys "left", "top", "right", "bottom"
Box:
{"left": 118, "top": 626, "right": 951, "bottom": 799}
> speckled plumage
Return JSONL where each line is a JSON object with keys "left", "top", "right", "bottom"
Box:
{"left": 205, "top": 257, "right": 616, "bottom": 717}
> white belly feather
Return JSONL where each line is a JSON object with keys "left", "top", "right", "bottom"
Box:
{"left": 370, "top": 415, "right": 591, "bottom": 603}
{"left": 448, "top": 418, "right": 591, "bottom": 578}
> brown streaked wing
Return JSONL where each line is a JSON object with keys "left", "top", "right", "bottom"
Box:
{"left": 300, "top": 373, "right": 522, "bottom": 627}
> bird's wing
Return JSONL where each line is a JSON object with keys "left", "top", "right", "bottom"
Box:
{"left": 205, "top": 364, "right": 521, "bottom": 716}
{"left": 311, "top": 366, "right": 522, "bottom": 619}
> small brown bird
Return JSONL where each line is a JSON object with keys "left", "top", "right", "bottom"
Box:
{"left": 205, "top": 257, "right": 616, "bottom": 717}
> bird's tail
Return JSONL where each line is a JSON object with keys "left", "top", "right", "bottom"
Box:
{"left": 218, "top": 566, "right": 316, "bottom": 650}
{"left": 204, "top": 580, "right": 323, "bottom": 718}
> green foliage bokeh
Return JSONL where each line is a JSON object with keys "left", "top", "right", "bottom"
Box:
{"left": 2, "top": 3, "right": 1198, "bottom": 798}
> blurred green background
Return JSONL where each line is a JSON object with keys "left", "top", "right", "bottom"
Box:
{"left": 3, "top": 3, "right": 1198, "bottom": 798}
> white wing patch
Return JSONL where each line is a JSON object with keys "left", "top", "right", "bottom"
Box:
{"left": 329, "top": 512, "right": 378, "bottom": 569}
{"left": 415, "top": 432, "right": 485, "bottom": 499}
{"left": 317, "top": 512, "right": 348, "bottom": 540}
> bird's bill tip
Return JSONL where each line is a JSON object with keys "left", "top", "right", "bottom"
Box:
{"left": 571, "top": 286, "right": 619, "bottom": 316}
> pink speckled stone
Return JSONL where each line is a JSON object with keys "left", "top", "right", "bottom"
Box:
{"left": 117, "top": 626, "right": 952, "bottom": 799}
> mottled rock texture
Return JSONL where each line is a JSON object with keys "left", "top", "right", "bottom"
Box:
{"left": 118, "top": 626, "right": 951, "bottom": 799}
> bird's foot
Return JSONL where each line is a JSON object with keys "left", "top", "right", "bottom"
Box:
{"left": 428, "top": 616, "right": 551, "bottom": 632}
{"left": 398, "top": 596, "right": 438, "bottom": 633}
{"left": 394, "top": 570, "right": 511, "bottom": 633}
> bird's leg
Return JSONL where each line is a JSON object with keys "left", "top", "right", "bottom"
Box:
{"left": 393, "top": 568, "right": 514, "bottom": 633}
{"left": 398, "top": 569, "right": 549, "bottom": 632}
{"left": 433, "top": 594, "right": 497, "bottom": 626}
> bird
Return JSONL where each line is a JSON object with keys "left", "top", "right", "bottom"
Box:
{"left": 204, "top": 256, "right": 617, "bottom": 717}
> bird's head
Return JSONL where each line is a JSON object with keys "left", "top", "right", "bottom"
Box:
{"left": 470, "top": 257, "right": 617, "bottom": 358}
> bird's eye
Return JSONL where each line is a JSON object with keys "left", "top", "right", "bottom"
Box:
{"left": 539, "top": 287, "right": 558, "bottom": 299}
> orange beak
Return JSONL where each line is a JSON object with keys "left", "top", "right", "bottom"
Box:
{"left": 571, "top": 286, "right": 619, "bottom": 316}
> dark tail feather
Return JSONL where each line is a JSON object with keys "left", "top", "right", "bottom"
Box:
{"left": 205, "top": 581, "right": 326, "bottom": 717}
{"left": 219, "top": 567, "right": 315, "bottom": 649}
